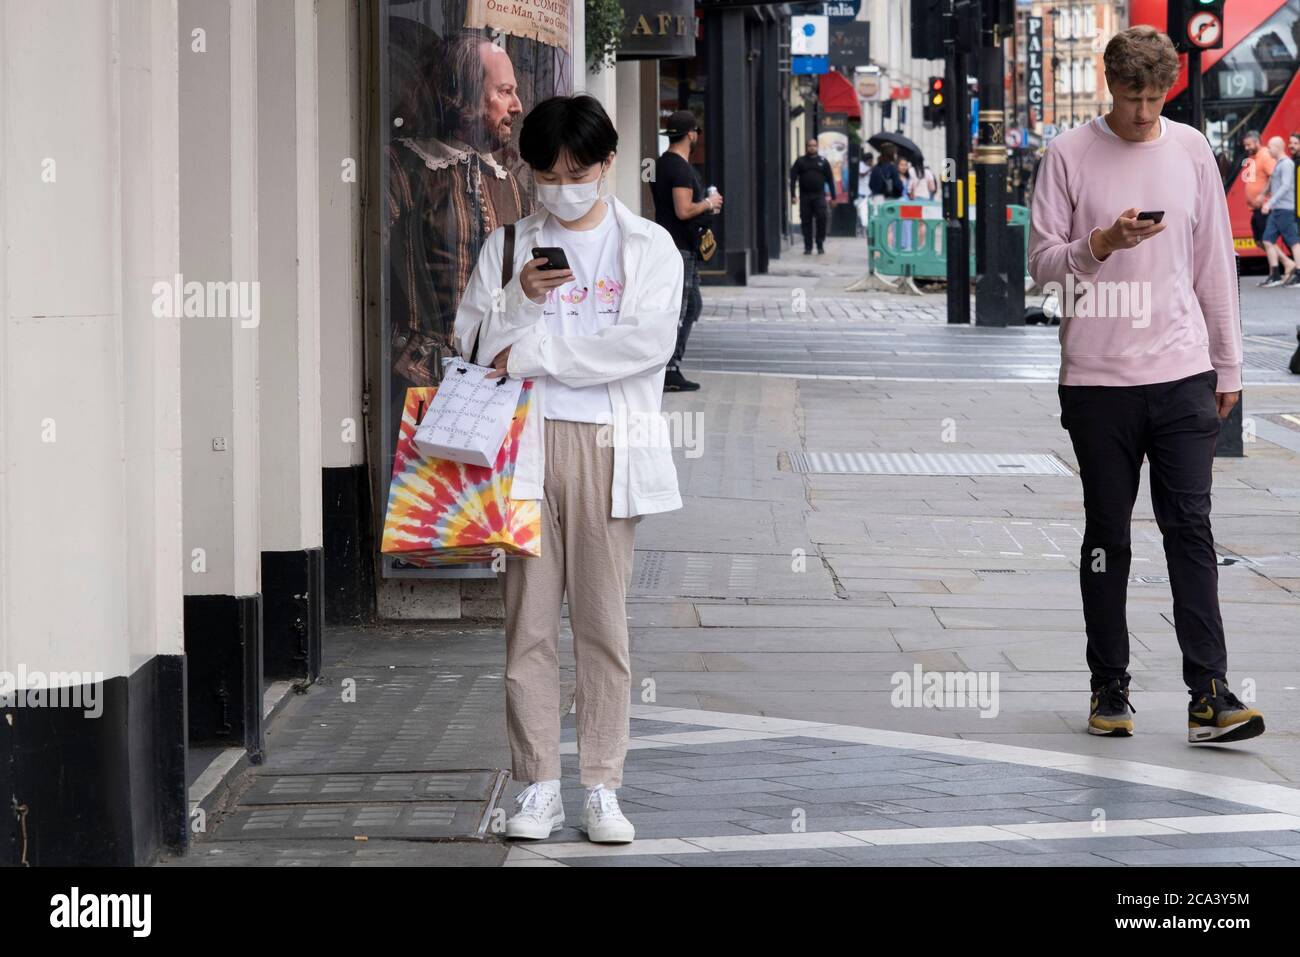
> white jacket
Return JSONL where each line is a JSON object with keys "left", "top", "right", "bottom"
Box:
{"left": 452, "top": 195, "right": 685, "bottom": 518}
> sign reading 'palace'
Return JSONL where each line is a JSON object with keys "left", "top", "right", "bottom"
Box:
{"left": 1026, "top": 16, "right": 1044, "bottom": 125}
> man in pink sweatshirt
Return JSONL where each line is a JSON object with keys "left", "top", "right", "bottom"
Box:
{"left": 1028, "top": 26, "right": 1264, "bottom": 745}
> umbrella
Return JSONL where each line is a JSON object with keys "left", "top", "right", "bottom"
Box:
{"left": 868, "top": 131, "right": 923, "bottom": 167}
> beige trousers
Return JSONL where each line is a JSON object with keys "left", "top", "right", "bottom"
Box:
{"left": 503, "top": 418, "right": 638, "bottom": 788}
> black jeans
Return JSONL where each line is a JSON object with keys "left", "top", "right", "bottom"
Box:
{"left": 1250, "top": 208, "right": 1268, "bottom": 245}
{"left": 1058, "top": 370, "right": 1227, "bottom": 694}
{"left": 799, "top": 193, "right": 828, "bottom": 252}
{"left": 671, "top": 248, "right": 701, "bottom": 368}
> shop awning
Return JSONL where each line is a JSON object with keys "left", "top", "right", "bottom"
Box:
{"left": 818, "top": 69, "right": 861, "bottom": 119}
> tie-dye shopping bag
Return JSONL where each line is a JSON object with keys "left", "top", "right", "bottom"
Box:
{"left": 381, "top": 382, "right": 540, "bottom": 565}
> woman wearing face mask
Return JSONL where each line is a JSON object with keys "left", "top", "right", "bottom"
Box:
{"left": 453, "top": 95, "right": 684, "bottom": 845}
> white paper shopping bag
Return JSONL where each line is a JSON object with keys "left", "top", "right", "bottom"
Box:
{"left": 412, "top": 358, "right": 525, "bottom": 467}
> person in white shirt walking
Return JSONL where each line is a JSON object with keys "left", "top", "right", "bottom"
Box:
{"left": 454, "top": 95, "right": 685, "bottom": 845}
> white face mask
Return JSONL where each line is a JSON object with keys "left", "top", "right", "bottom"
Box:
{"left": 536, "top": 164, "right": 607, "bottom": 221}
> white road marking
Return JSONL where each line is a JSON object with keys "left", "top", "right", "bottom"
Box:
{"left": 520, "top": 813, "right": 1300, "bottom": 861}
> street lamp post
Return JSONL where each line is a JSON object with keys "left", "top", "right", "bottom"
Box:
{"left": 1068, "top": 1, "right": 1075, "bottom": 127}
{"left": 945, "top": 0, "right": 976, "bottom": 326}
{"left": 1051, "top": 52, "right": 1059, "bottom": 125}
{"left": 974, "top": 3, "right": 1019, "bottom": 327}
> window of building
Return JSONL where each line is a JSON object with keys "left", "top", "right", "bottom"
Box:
{"left": 379, "top": 1, "right": 573, "bottom": 578}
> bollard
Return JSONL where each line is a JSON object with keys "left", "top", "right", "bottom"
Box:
{"left": 1006, "top": 223, "right": 1026, "bottom": 327}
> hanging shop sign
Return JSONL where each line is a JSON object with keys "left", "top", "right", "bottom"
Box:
{"left": 619, "top": 0, "right": 696, "bottom": 59}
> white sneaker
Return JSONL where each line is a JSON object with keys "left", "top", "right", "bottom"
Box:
{"left": 504, "top": 781, "right": 564, "bottom": 840}
{"left": 580, "top": 785, "right": 635, "bottom": 844}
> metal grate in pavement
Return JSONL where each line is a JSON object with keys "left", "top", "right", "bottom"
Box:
{"left": 629, "top": 550, "right": 836, "bottom": 600}
{"left": 213, "top": 801, "right": 488, "bottom": 841}
{"left": 240, "top": 770, "right": 498, "bottom": 805}
{"left": 786, "top": 451, "right": 1073, "bottom": 476}
{"left": 214, "top": 770, "right": 507, "bottom": 841}
{"left": 632, "top": 548, "right": 668, "bottom": 591}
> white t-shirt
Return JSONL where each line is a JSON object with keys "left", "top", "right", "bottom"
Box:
{"left": 1095, "top": 114, "right": 1167, "bottom": 140}
{"left": 911, "top": 167, "right": 938, "bottom": 199}
{"left": 536, "top": 201, "right": 624, "bottom": 423}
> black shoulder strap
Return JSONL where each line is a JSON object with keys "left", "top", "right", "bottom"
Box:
{"left": 502, "top": 222, "right": 515, "bottom": 287}
{"left": 468, "top": 223, "right": 515, "bottom": 367}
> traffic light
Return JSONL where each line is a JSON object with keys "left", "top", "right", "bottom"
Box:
{"left": 911, "top": 0, "right": 946, "bottom": 60}
{"left": 1168, "top": 0, "right": 1225, "bottom": 52}
{"left": 925, "top": 75, "right": 946, "bottom": 126}
{"left": 980, "top": 0, "right": 1015, "bottom": 34}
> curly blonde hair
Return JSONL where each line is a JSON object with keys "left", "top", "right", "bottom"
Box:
{"left": 1104, "top": 26, "right": 1181, "bottom": 93}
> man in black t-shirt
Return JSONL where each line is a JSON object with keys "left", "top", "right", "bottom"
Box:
{"left": 790, "top": 138, "right": 835, "bottom": 254}
{"left": 651, "top": 110, "right": 722, "bottom": 393}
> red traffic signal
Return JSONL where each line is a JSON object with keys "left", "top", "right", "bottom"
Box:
{"left": 925, "top": 76, "right": 946, "bottom": 125}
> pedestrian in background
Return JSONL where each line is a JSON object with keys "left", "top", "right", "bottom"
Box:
{"left": 1288, "top": 132, "right": 1300, "bottom": 161}
{"left": 1259, "top": 134, "right": 1300, "bottom": 287}
{"left": 790, "top": 137, "right": 835, "bottom": 255}
{"left": 857, "top": 151, "right": 874, "bottom": 198}
{"left": 910, "top": 161, "right": 939, "bottom": 201}
{"left": 868, "top": 148, "right": 905, "bottom": 255}
{"left": 868, "top": 146, "right": 904, "bottom": 202}
{"left": 896, "top": 156, "right": 916, "bottom": 251}
{"left": 650, "top": 109, "right": 720, "bottom": 392}
{"left": 909, "top": 160, "right": 939, "bottom": 248}
{"left": 856, "top": 151, "right": 875, "bottom": 236}
{"left": 1241, "top": 129, "right": 1275, "bottom": 262}
{"left": 1029, "top": 25, "right": 1263, "bottom": 745}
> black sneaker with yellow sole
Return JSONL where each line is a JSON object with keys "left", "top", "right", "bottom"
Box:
{"left": 1088, "top": 677, "right": 1135, "bottom": 737}
{"left": 1188, "top": 679, "right": 1265, "bottom": 744}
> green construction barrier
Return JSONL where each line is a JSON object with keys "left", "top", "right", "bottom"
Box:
{"left": 867, "top": 200, "right": 947, "bottom": 279}
{"left": 866, "top": 199, "right": 1030, "bottom": 279}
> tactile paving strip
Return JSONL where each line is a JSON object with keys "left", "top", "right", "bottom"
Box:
{"left": 786, "top": 451, "right": 1073, "bottom": 476}
{"left": 1243, "top": 338, "right": 1297, "bottom": 371}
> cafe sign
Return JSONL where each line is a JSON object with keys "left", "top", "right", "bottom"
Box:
{"left": 618, "top": 0, "right": 696, "bottom": 59}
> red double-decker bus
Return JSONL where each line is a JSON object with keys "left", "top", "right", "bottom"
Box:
{"left": 1132, "top": 0, "right": 1300, "bottom": 258}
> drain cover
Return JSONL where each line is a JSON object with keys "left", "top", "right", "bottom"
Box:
{"left": 786, "top": 451, "right": 1073, "bottom": 476}
{"left": 214, "top": 770, "right": 507, "bottom": 841}
{"left": 240, "top": 770, "right": 499, "bottom": 805}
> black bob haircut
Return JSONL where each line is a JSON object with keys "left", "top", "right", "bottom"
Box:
{"left": 519, "top": 94, "right": 618, "bottom": 173}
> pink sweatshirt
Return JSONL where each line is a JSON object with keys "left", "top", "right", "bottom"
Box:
{"left": 1028, "top": 118, "right": 1242, "bottom": 392}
